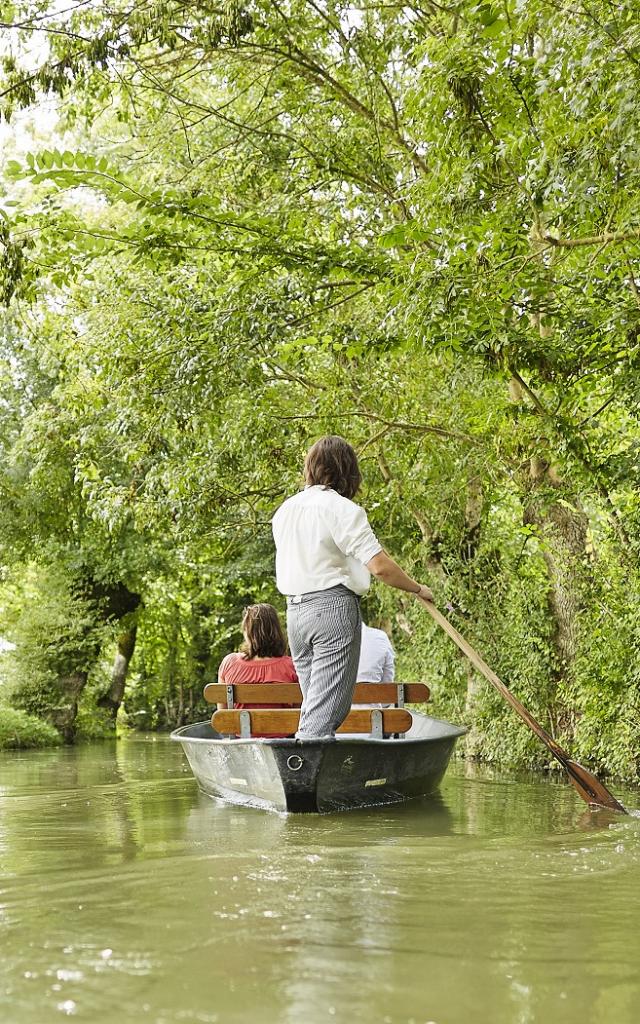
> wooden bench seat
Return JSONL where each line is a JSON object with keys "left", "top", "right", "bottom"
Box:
{"left": 203, "top": 682, "right": 430, "bottom": 706}
{"left": 211, "top": 707, "right": 413, "bottom": 738}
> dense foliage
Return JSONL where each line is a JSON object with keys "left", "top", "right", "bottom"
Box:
{"left": 0, "top": 705, "right": 61, "bottom": 750}
{"left": 1, "top": 1, "right": 639, "bottom": 777}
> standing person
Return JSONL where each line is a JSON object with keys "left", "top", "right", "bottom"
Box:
{"left": 217, "top": 604, "right": 298, "bottom": 737}
{"left": 272, "top": 436, "right": 432, "bottom": 740}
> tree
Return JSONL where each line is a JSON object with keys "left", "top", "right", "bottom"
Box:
{"left": 1, "top": 1, "right": 639, "bottom": 774}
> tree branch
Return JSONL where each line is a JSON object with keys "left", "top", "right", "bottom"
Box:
{"left": 544, "top": 228, "right": 640, "bottom": 249}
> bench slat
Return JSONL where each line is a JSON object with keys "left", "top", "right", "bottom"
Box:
{"left": 205, "top": 683, "right": 301, "bottom": 704}
{"left": 212, "top": 708, "right": 412, "bottom": 736}
{"left": 204, "top": 682, "right": 430, "bottom": 705}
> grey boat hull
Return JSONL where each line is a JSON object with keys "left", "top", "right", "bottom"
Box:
{"left": 171, "top": 711, "right": 467, "bottom": 813}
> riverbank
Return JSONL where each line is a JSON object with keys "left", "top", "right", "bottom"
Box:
{"left": 0, "top": 707, "right": 61, "bottom": 750}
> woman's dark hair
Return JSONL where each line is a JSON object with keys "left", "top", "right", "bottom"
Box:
{"left": 241, "top": 604, "right": 287, "bottom": 659}
{"left": 303, "top": 435, "right": 362, "bottom": 500}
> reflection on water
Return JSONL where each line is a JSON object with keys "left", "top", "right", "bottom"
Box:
{"left": 0, "top": 737, "right": 638, "bottom": 1024}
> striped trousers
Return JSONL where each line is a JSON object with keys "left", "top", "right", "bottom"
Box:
{"left": 287, "top": 585, "right": 362, "bottom": 740}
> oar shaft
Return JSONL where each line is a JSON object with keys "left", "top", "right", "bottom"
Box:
{"left": 419, "top": 598, "right": 560, "bottom": 754}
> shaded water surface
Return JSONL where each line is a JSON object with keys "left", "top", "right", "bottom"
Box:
{"left": 1, "top": 736, "right": 639, "bottom": 1024}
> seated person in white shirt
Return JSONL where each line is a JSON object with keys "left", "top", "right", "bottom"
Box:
{"left": 354, "top": 622, "right": 395, "bottom": 710}
{"left": 357, "top": 622, "right": 395, "bottom": 683}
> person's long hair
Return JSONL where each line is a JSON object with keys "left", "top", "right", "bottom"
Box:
{"left": 241, "top": 604, "right": 288, "bottom": 659}
{"left": 303, "top": 435, "right": 361, "bottom": 500}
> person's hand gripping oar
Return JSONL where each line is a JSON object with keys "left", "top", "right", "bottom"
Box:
{"left": 418, "top": 597, "right": 627, "bottom": 814}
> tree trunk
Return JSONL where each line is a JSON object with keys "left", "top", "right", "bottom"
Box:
{"left": 163, "top": 612, "right": 179, "bottom": 726}
{"left": 508, "top": 373, "right": 589, "bottom": 702}
{"left": 51, "top": 671, "right": 89, "bottom": 743}
{"left": 98, "top": 624, "right": 138, "bottom": 719}
{"left": 462, "top": 474, "right": 483, "bottom": 563}
{"left": 523, "top": 458, "right": 588, "bottom": 703}
{"left": 177, "top": 677, "right": 185, "bottom": 726}
{"left": 461, "top": 474, "right": 484, "bottom": 744}
{"left": 464, "top": 660, "right": 484, "bottom": 758}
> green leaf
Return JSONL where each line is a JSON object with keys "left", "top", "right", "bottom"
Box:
{"left": 4, "top": 160, "right": 23, "bottom": 178}
{"left": 482, "top": 18, "right": 505, "bottom": 37}
{"left": 378, "top": 225, "right": 408, "bottom": 249}
{"left": 477, "top": 3, "right": 499, "bottom": 25}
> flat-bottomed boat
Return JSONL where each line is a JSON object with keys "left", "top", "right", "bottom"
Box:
{"left": 172, "top": 697, "right": 466, "bottom": 813}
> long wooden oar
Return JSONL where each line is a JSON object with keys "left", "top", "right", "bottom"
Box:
{"left": 419, "top": 598, "right": 627, "bottom": 814}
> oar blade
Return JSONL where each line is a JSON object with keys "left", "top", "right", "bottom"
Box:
{"left": 564, "top": 759, "right": 627, "bottom": 814}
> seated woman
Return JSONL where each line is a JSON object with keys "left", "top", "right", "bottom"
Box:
{"left": 217, "top": 603, "right": 298, "bottom": 737}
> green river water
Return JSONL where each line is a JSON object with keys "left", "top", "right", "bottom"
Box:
{"left": 1, "top": 734, "right": 639, "bottom": 1024}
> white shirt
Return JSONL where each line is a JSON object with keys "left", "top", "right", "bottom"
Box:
{"left": 357, "top": 624, "right": 395, "bottom": 683}
{"left": 272, "top": 486, "right": 382, "bottom": 596}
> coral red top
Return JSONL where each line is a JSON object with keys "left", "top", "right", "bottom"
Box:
{"left": 217, "top": 653, "right": 298, "bottom": 737}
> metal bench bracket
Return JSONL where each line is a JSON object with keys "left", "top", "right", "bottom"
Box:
{"left": 371, "top": 709, "right": 383, "bottom": 738}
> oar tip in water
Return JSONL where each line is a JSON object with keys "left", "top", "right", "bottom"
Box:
{"left": 565, "top": 759, "right": 628, "bottom": 815}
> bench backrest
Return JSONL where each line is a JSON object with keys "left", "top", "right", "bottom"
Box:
{"left": 211, "top": 707, "right": 412, "bottom": 738}
{"left": 204, "top": 682, "right": 430, "bottom": 706}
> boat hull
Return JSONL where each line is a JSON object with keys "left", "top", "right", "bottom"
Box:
{"left": 171, "top": 711, "right": 467, "bottom": 813}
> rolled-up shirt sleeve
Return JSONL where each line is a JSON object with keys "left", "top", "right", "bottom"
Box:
{"left": 330, "top": 502, "right": 383, "bottom": 566}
